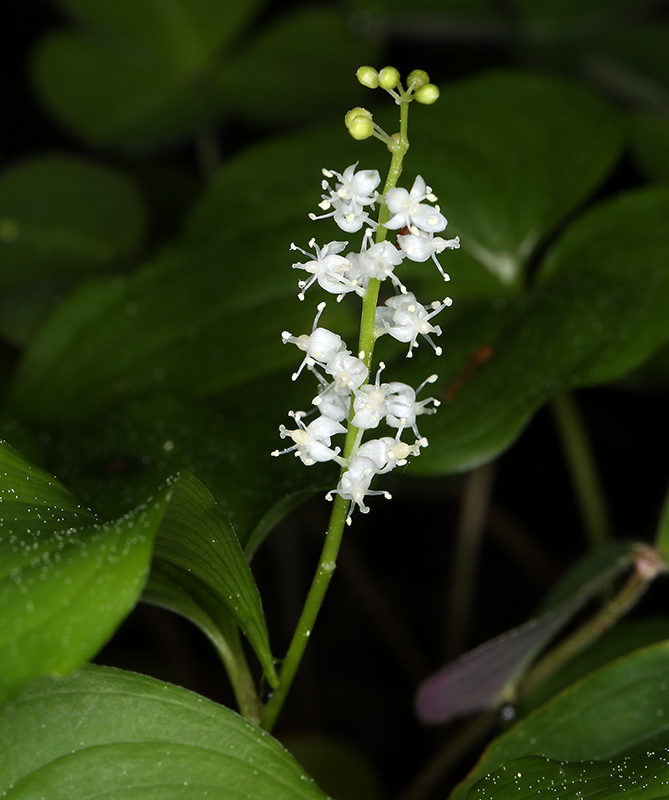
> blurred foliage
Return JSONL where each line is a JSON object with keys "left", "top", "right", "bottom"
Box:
{"left": 3, "top": 0, "right": 669, "bottom": 798}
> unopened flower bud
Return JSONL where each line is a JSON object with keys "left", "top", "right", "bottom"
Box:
{"left": 356, "top": 66, "right": 379, "bottom": 89}
{"left": 415, "top": 84, "right": 440, "bottom": 105}
{"left": 345, "top": 107, "right": 373, "bottom": 129}
{"left": 407, "top": 69, "right": 430, "bottom": 89}
{"left": 378, "top": 66, "right": 400, "bottom": 91}
{"left": 348, "top": 115, "right": 374, "bottom": 140}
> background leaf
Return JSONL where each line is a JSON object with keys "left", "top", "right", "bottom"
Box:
{"left": 406, "top": 186, "right": 669, "bottom": 474}
{"left": 451, "top": 641, "right": 669, "bottom": 800}
{"left": 467, "top": 751, "right": 669, "bottom": 799}
{"left": 415, "top": 542, "right": 635, "bottom": 724}
{"left": 0, "top": 666, "right": 328, "bottom": 800}
{"left": 0, "top": 155, "right": 146, "bottom": 287}
{"left": 0, "top": 441, "right": 171, "bottom": 702}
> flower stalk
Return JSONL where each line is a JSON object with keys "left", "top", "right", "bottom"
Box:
{"left": 263, "top": 66, "right": 457, "bottom": 731}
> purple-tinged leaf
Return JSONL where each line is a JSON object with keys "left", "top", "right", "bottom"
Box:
{"left": 415, "top": 544, "right": 637, "bottom": 724}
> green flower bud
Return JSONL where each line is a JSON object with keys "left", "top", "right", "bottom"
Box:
{"left": 387, "top": 132, "right": 401, "bottom": 152}
{"left": 348, "top": 115, "right": 375, "bottom": 140}
{"left": 407, "top": 69, "right": 430, "bottom": 89}
{"left": 345, "top": 107, "right": 373, "bottom": 132}
{"left": 378, "top": 66, "right": 400, "bottom": 91}
{"left": 415, "top": 84, "right": 440, "bottom": 105}
{"left": 356, "top": 66, "right": 379, "bottom": 89}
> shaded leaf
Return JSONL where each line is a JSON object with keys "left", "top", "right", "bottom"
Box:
{"left": 630, "top": 112, "right": 669, "bottom": 183}
{"left": 32, "top": 31, "right": 223, "bottom": 149}
{"left": 0, "top": 155, "right": 146, "bottom": 287}
{"left": 415, "top": 543, "right": 635, "bottom": 724}
{"left": 467, "top": 751, "right": 669, "bottom": 799}
{"left": 450, "top": 641, "right": 669, "bottom": 800}
{"left": 409, "top": 186, "right": 669, "bottom": 475}
{"left": 0, "top": 666, "right": 328, "bottom": 800}
{"left": 0, "top": 441, "right": 171, "bottom": 702}
{"left": 219, "top": 7, "right": 380, "bottom": 124}
{"left": 411, "top": 71, "right": 623, "bottom": 286}
{"left": 153, "top": 470, "right": 278, "bottom": 686}
{"left": 38, "top": 389, "right": 335, "bottom": 553}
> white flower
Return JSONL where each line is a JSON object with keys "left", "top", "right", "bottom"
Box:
{"left": 313, "top": 387, "right": 351, "bottom": 422}
{"left": 385, "top": 175, "right": 447, "bottom": 233}
{"left": 282, "top": 303, "right": 346, "bottom": 380}
{"left": 352, "top": 362, "right": 390, "bottom": 430}
{"left": 375, "top": 292, "right": 452, "bottom": 357}
{"left": 326, "top": 455, "right": 391, "bottom": 524}
{"left": 291, "top": 239, "right": 358, "bottom": 301}
{"left": 325, "top": 351, "right": 369, "bottom": 392}
{"left": 398, "top": 227, "right": 460, "bottom": 281}
{"left": 272, "top": 412, "right": 346, "bottom": 466}
{"left": 347, "top": 235, "right": 407, "bottom": 295}
{"left": 357, "top": 436, "right": 423, "bottom": 474}
{"left": 309, "top": 164, "right": 380, "bottom": 233}
{"left": 384, "top": 375, "right": 440, "bottom": 440}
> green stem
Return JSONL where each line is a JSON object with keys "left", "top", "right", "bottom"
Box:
{"left": 223, "top": 624, "right": 264, "bottom": 725}
{"left": 260, "top": 494, "right": 349, "bottom": 732}
{"left": 260, "top": 97, "right": 412, "bottom": 732}
{"left": 519, "top": 544, "right": 665, "bottom": 698}
{"left": 551, "top": 393, "right": 612, "bottom": 549}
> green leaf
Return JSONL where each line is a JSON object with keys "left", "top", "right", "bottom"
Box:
{"left": 0, "top": 155, "right": 146, "bottom": 287}
{"left": 655, "top": 480, "right": 669, "bottom": 562}
{"left": 31, "top": 0, "right": 265, "bottom": 149}
{"left": 32, "top": 31, "right": 223, "bottom": 149}
{"left": 218, "top": 7, "right": 380, "bottom": 124}
{"left": 6, "top": 125, "right": 364, "bottom": 422}
{"left": 0, "top": 666, "right": 328, "bottom": 800}
{"left": 451, "top": 641, "right": 669, "bottom": 800}
{"left": 35, "top": 390, "right": 334, "bottom": 553}
{"left": 58, "top": 0, "right": 264, "bottom": 68}
{"left": 153, "top": 470, "right": 278, "bottom": 687}
{"left": 0, "top": 441, "right": 171, "bottom": 702}
{"left": 467, "top": 751, "right": 669, "bottom": 799}
{"left": 630, "top": 112, "right": 669, "bottom": 183}
{"left": 410, "top": 186, "right": 669, "bottom": 474}
{"left": 411, "top": 71, "right": 623, "bottom": 286}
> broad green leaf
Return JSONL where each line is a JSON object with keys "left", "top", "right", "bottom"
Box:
{"left": 467, "top": 751, "right": 669, "bottom": 799}
{"left": 33, "top": 31, "right": 223, "bottom": 149}
{"left": 409, "top": 186, "right": 669, "bottom": 474}
{"left": 411, "top": 71, "right": 623, "bottom": 286}
{"left": 0, "top": 441, "right": 171, "bottom": 702}
{"left": 450, "top": 641, "right": 669, "bottom": 800}
{"left": 58, "top": 0, "right": 264, "bottom": 68}
{"left": 32, "top": 0, "right": 265, "bottom": 149}
{"left": 415, "top": 543, "right": 636, "bottom": 725}
{"left": 521, "top": 617, "right": 669, "bottom": 715}
{"left": 36, "top": 389, "right": 334, "bottom": 553}
{"left": 630, "top": 112, "right": 669, "bottom": 183}
{"left": 153, "top": 470, "right": 278, "bottom": 686}
{"left": 218, "top": 7, "right": 380, "bottom": 124}
{"left": 0, "top": 155, "right": 145, "bottom": 287}
{"left": 0, "top": 666, "right": 328, "bottom": 800}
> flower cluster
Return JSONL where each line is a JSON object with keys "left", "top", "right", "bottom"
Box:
{"left": 273, "top": 68, "right": 459, "bottom": 525}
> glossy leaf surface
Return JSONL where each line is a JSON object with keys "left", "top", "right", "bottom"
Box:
{"left": 0, "top": 442, "right": 171, "bottom": 702}
{"left": 451, "top": 641, "right": 669, "bottom": 800}
{"left": 0, "top": 666, "right": 328, "bottom": 800}
{"left": 467, "top": 751, "right": 669, "bottom": 799}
